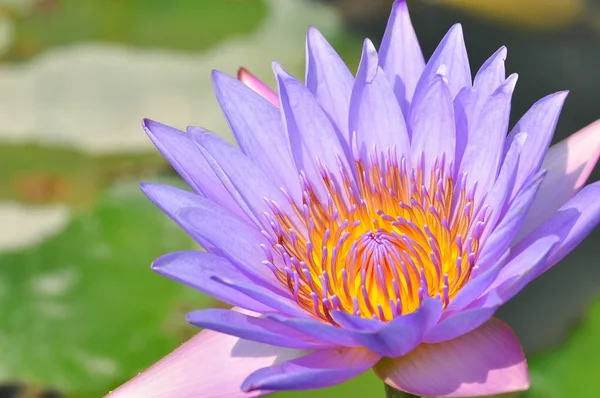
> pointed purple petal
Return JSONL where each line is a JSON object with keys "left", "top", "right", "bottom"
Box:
{"left": 207, "top": 274, "right": 308, "bottom": 319}
{"left": 454, "top": 47, "right": 507, "bottom": 166}
{"left": 473, "top": 47, "right": 507, "bottom": 96}
{"left": 140, "top": 183, "right": 282, "bottom": 291}
{"left": 477, "top": 172, "right": 545, "bottom": 268}
{"left": 305, "top": 26, "right": 354, "bottom": 143}
{"left": 480, "top": 132, "right": 525, "bottom": 242}
{"left": 153, "top": 251, "right": 273, "bottom": 314}
{"left": 273, "top": 62, "right": 352, "bottom": 191}
{"left": 483, "top": 235, "right": 561, "bottom": 305}
{"left": 413, "top": 24, "right": 471, "bottom": 104}
{"left": 409, "top": 75, "right": 455, "bottom": 173}
{"left": 506, "top": 91, "right": 568, "bottom": 199}
{"left": 189, "top": 129, "right": 296, "bottom": 230}
{"left": 379, "top": 0, "right": 425, "bottom": 115}
{"left": 264, "top": 313, "right": 360, "bottom": 348}
{"left": 374, "top": 318, "right": 529, "bottom": 397}
{"left": 458, "top": 74, "right": 517, "bottom": 201}
{"left": 242, "top": 347, "right": 380, "bottom": 392}
{"left": 187, "top": 308, "right": 331, "bottom": 349}
{"left": 142, "top": 119, "right": 246, "bottom": 220}
{"left": 139, "top": 182, "right": 216, "bottom": 252}
{"left": 212, "top": 71, "right": 299, "bottom": 200}
{"left": 349, "top": 39, "right": 410, "bottom": 163}
{"left": 106, "top": 329, "right": 305, "bottom": 398}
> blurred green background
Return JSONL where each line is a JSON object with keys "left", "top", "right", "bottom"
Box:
{"left": 0, "top": 0, "right": 598, "bottom": 397}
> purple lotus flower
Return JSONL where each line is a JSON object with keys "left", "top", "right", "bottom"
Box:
{"left": 108, "top": 1, "right": 600, "bottom": 397}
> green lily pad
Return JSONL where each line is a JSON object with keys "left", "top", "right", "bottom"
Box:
{"left": 8, "top": 0, "right": 267, "bottom": 60}
{"left": 523, "top": 295, "right": 600, "bottom": 398}
{"left": 0, "top": 182, "right": 206, "bottom": 396}
{"left": 0, "top": 142, "right": 168, "bottom": 207}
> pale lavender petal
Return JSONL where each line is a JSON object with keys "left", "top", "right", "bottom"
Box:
{"left": 212, "top": 71, "right": 300, "bottom": 199}
{"left": 349, "top": 39, "right": 410, "bottom": 163}
{"left": 153, "top": 251, "right": 273, "bottom": 314}
{"left": 140, "top": 182, "right": 216, "bottom": 252}
{"left": 106, "top": 329, "right": 306, "bottom": 398}
{"left": 483, "top": 235, "right": 560, "bottom": 305}
{"left": 454, "top": 47, "right": 507, "bottom": 165}
{"left": 332, "top": 298, "right": 442, "bottom": 358}
{"left": 480, "top": 132, "right": 525, "bottom": 242}
{"left": 242, "top": 347, "right": 380, "bottom": 392}
{"left": 140, "top": 183, "right": 282, "bottom": 290}
{"left": 379, "top": 0, "right": 425, "bottom": 115}
{"left": 477, "top": 172, "right": 545, "bottom": 268}
{"left": 512, "top": 181, "right": 600, "bottom": 279}
{"left": 409, "top": 75, "right": 455, "bottom": 174}
{"left": 472, "top": 47, "right": 507, "bottom": 97}
{"left": 210, "top": 275, "right": 308, "bottom": 319}
{"left": 453, "top": 88, "right": 472, "bottom": 166}
{"left": 458, "top": 74, "right": 517, "bottom": 202}
{"left": 516, "top": 119, "right": 600, "bottom": 239}
{"left": 238, "top": 67, "right": 279, "bottom": 106}
{"left": 305, "top": 26, "right": 354, "bottom": 142}
{"left": 187, "top": 308, "right": 331, "bottom": 349}
{"left": 506, "top": 91, "right": 569, "bottom": 199}
{"left": 374, "top": 318, "right": 529, "bottom": 397}
{"left": 273, "top": 62, "right": 352, "bottom": 191}
{"left": 189, "top": 129, "right": 296, "bottom": 230}
{"left": 142, "top": 119, "right": 245, "bottom": 220}
{"left": 264, "top": 313, "right": 360, "bottom": 348}
{"left": 413, "top": 24, "right": 471, "bottom": 104}
{"left": 461, "top": 46, "right": 508, "bottom": 129}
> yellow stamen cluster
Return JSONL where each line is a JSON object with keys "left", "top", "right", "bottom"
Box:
{"left": 265, "top": 153, "right": 483, "bottom": 323}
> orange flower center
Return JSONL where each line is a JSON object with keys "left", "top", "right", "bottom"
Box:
{"left": 265, "top": 152, "right": 483, "bottom": 323}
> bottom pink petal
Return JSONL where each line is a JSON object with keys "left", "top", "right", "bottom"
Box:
{"left": 106, "top": 329, "right": 307, "bottom": 398}
{"left": 517, "top": 118, "right": 600, "bottom": 240}
{"left": 373, "top": 317, "right": 529, "bottom": 397}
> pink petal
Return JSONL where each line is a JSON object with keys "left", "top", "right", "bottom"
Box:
{"left": 373, "top": 318, "right": 529, "bottom": 397}
{"left": 106, "top": 329, "right": 307, "bottom": 398}
{"left": 237, "top": 68, "right": 279, "bottom": 107}
{"left": 517, "top": 119, "right": 600, "bottom": 240}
